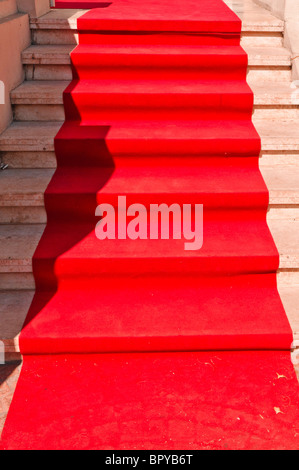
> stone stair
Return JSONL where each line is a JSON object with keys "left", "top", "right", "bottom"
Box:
{"left": 0, "top": 0, "right": 299, "bottom": 361}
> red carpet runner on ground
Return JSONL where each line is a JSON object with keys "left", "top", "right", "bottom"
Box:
{"left": 1, "top": 0, "right": 299, "bottom": 450}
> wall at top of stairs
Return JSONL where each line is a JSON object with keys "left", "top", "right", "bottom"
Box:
{"left": 0, "top": 0, "right": 50, "bottom": 134}
{"left": 17, "top": 0, "right": 51, "bottom": 18}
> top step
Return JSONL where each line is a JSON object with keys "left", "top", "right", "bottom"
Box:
{"left": 30, "top": 1, "right": 285, "bottom": 47}
{"left": 73, "top": 0, "right": 241, "bottom": 34}
{"left": 31, "top": 1, "right": 284, "bottom": 33}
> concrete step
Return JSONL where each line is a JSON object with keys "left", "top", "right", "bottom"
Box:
{"left": 10, "top": 80, "right": 299, "bottom": 122}
{"left": 29, "top": 4, "right": 285, "bottom": 47}
{"left": 0, "top": 290, "right": 34, "bottom": 361}
{"left": 0, "top": 224, "right": 42, "bottom": 289}
{"left": 31, "top": 26, "right": 284, "bottom": 48}
{"left": 1, "top": 120, "right": 299, "bottom": 155}
{"left": 1, "top": 270, "right": 298, "bottom": 361}
{"left": 254, "top": 120, "right": 299, "bottom": 152}
{"left": 0, "top": 169, "right": 54, "bottom": 223}
{"left": 0, "top": 224, "right": 45, "bottom": 275}
{"left": 0, "top": 166, "right": 298, "bottom": 224}
{"left": 0, "top": 208, "right": 298, "bottom": 278}
{"left": 1, "top": 272, "right": 298, "bottom": 362}
{"left": 1, "top": 221, "right": 296, "bottom": 293}
{"left": 1, "top": 120, "right": 299, "bottom": 169}
{"left": 22, "top": 45, "right": 292, "bottom": 82}
{"left": 4, "top": 149, "right": 298, "bottom": 170}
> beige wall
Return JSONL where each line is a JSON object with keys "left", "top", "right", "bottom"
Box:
{"left": 17, "top": 0, "right": 50, "bottom": 18}
{"left": 0, "top": 12, "right": 30, "bottom": 134}
{"left": 254, "top": 0, "right": 299, "bottom": 21}
{"left": 0, "top": 0, "right": 50, "bottom": 134}
{"left": 0, "top": 0, "right": 17, "bottom": 19}
{"left": 254, "top": 0, "right": 285, "bottom": 19}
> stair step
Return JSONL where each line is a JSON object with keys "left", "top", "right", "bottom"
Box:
{"left": 13, "top": 79, "right": 255, "bottom": 121}
{"left": 0, "top": 217, "right": 297, "bottom": 277}
{"left": 2, "top": 270, "right": 298, "bottom": 359}
{"left": 22, "top": 44, "right": 291, "bottom": 67}
{"left": 0, "top": 224, "right": 44, "bottom": 273}
{"left": 254, "top": 120, "right": 299, "bottom": 151}
{"left": 0, "top": 166, "right": 298, "bottom": 223}
{"left": 29, "top": 3, "right": 284, "bottom": 33}
{"left": 33, "top": 3, "right": 284, "bottom": 28}
{"left": 1, "top": 151, "right": 57, "bottom": 169}
{"left": 0, "top": 169, "right": 54, "bottom": 223}
{"left": 11, "top": 80, "right": 297, "bottom": 106}
{"left": 0, "top": 213, "right": 297, "bottom": 292}
{"left": 0, "top": 122, "right": 61, "bottom": 152}
{"left": 2, "top": 120, "right": 299, "bottom": 153}
{"left": 22, "top": 45, "right": 291, "bottom": 82}
{"left": 1, "top": 120, "right": 298, "bottom": 169}
{"left": 4, "top": 148, "right": 299, "bottom": 170}
{"left": 0, "top": 166, "right": 298, "bottom": 222}
{"left": 31, "top": 27, "right": 284, "bottom": 48}
{"left": 11, "top": 80, "right": 299, "bottom": 122}
{"left": 8, "top": 274, "right": 295, "bottom": 354}
{"left": 30, "top": 219, "right": 299, "bottom": 280}
{"left": 0, "top": 290, "right": 34, "bottom": 358}
{"left": 48, "top": 0, "right": 244, "bottom": 35}
{"left": 30, "top": 3, "right": 285, "bottom": 48}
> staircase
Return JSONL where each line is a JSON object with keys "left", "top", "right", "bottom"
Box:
{"left": 0, "top": 0, "right": 298, "bottom": 363}
{"left": 0, "top": 0, "right": 299, "bottom": 450}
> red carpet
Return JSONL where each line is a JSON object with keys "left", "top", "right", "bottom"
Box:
{"left": 1, "top": 0, "right": 299, "bottom": 450}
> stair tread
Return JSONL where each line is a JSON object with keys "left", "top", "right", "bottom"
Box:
{"left": 2, "top": 274, "right": 299, "bottom": 352}
{"left": 1, "top": 119, "right": 259, "bottom": 140}
{"left": 21, "top": 44, "right": 291, "bottom": 65}
{"left": 0, "top": 122, "right": 62, "bottom": 151}
{"left": 0, "top": 219, "right": 297, "bottom": 271}
{"left": 11, "top": 79, "right": 297, "bottom": 106}
{"left": 1, "top": 120, "right": 298, "bottom": 152}
{"left": 14, "top": 275, "right": 294, "bottom": 353}
{"left": 2, "top": 165, "right": 299, "bottom": 206}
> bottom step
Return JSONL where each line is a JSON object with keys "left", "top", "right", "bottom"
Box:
{"left": 1, "top": 274, "right": 299, "bottom": 360}
{"left": 19, "top": 274, "right": 292, "bottom": 354}
{"left": 1, "top": 351, "right": 299, "bottom": 450}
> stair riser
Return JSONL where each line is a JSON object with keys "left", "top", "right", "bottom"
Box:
{"left": 1, "top": 151, "right": 57, "bottom": 169}
{"left": 253, "top": 108, "right": 299, "bottom": 120}
{"left": 0, "top": 208, "right": 46, "bottom": 224}
{"left": 31, "top": 29, "right": 284, "bottom": 48}
{"left": 1, "top": 199, "right": 299, "bottom": 224}
{"left": 12, "top": 103, "right": 299, "bottom": 122}
{"left": 1, "top": 258, "right": 297, "bottom": 283}
{"left": 2, "top": 149, "right": 299, "bottom": 169}
{"left": 1, "top": 267, "right": 298, "bottom": 291}
{"left": 24, "top": 64, "right": 292, "bottom": 82}
{"left": 78, "top": 32, "right": 242, "bottom": 47}
{"left": 0, "top": 273, "right": 35, "bottom": 290}
{"left": 65, "top": 92, "right": 254, "bottom": 121}
{"left": 14, "top": 105, "right": 65, "bottom": 122}
{"left": 33, "top": 257, "right": 279, "bottom": 291}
